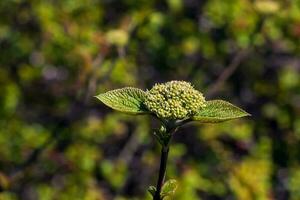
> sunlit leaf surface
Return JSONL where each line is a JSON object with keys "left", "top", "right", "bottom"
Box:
{"left": 192, "top": 100, "right": 250, "bottom": 123}
{"left": 96, "top": 87, "right": 149, "bottom": 114}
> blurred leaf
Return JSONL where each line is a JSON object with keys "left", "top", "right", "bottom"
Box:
{"left": 106, "top": 29, "right": 129, "bottom": 47}
{"left": 0, "top": 172, "right": 10, "bottom": 190}
{"left": 279, "top": 67, "right": 299, "bottom": 89}
{"left": 192, "top": 100, "right": 250, "bottom": 123}
{"left": 95, "top": 87, "right": 149, "bottom": 114}
{"left": 254, "top": 0, "right": 280, "bottom": 14}
{"left": 229, "top": 158, "right": 271, "bottom": 200}
{"left": 0, "top": 192, "right": 17, "bottom": 200}
{"left": 167, "top": 0, "right": 183, "bottom": 12}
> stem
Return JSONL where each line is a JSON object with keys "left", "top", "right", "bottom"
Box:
{"left": 154, "top": 146, "right": 169, "bottom": 200}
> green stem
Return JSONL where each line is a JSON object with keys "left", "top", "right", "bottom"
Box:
{"left": 154, "top": 145, "right": 169, "bottom": 200}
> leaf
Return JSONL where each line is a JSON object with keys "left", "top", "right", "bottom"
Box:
{"left": 160, "top": 179, "right": 178, "bottom": 199}
{"left": 192, "top": 100, "right": 250, "bottom": 123}
{"left": 148, "top": 186, "right": 156, "bottom": 197}
{"left": 95, "top": 87, "right": 149, "bottom": 114}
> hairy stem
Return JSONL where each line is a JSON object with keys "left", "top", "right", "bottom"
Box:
{"left": 154, "top": 146, "right": 169, "bottom": 200}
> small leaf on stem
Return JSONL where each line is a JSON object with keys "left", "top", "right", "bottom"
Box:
{"left": 160, "top": 179, "right": 178, "bottom": 199}
{"left": 148, "top": 186, "right": 157, "bottom": 197}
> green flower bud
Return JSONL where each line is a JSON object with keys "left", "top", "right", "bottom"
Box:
{"left": 144, "top": 81, "right": 206, "bottom": 119}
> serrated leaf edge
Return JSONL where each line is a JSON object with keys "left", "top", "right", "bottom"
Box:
{"left": 95, "top": 87, "right": 149, "bottom": 114}
{"left": 192, "top": 100, "right": 251, "bottom": 123}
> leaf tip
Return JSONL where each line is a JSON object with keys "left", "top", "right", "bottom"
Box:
{"left": 192, "top": 100, "right": 251, "bottom": 123}
{"left": 94, "top": 93, "right": 105, "bottom": 102}
{"left": 239, "top": 109, "right": 251, "bottom": 118}
{"left": 245, "top": 112, "right": 251, "bottom": 117}
{"left": 94, "top": 88, "right": 149, "bottom": 114}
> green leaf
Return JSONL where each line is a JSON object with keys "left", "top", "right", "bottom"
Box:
{"left": 148, "top": 186, "right": 156, "bottom": 197}
{"left": 95, "top": 87, "right": 149, "bottom": 114}
{"left": 160, "top": 179, "right": 178, "bottom": 199}
{"left": 192, "top": 100, "right": 250, "bottom": 123}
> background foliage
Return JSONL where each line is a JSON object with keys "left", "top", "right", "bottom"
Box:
{"left": 0, "top": 0, "right": 300, "bottom": 199}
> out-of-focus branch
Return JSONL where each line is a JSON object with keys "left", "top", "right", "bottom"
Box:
{"left": 9, "top": 106, "right": 77, "bottom": 181}
{"left": 8, "top": 55, "right": 116, "bottom": 183}
{"left": 205, "top": 49, "right": 249, "bottom": 98}
{"left": 117, "top": 130, "right": 140, "bottom": 166}
{"left": 9, "top": 20, "right": 133, "bottom": 185}
{"left": 10, "top": 123, "right": 62, "bottom": 180}
{"left": 84, "top": 54, "right": 104, "bottom": 103}
{"left": 84, "top": 34, "right": 127, "bottom": 104}
{"left": 205, "top": 11, "right": 266, "bottom": 98}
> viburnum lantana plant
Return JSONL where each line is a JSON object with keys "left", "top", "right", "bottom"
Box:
{"left": 96, "top": 81, "right": 250, "bottom": 200}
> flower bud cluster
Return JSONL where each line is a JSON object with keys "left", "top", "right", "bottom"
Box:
{"left": 144, "top": 81, "right": 206, "bottom": 119}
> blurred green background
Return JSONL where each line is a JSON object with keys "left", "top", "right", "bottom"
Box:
{"left": 0, "top": 0, "right": 300, "bottom": 199}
